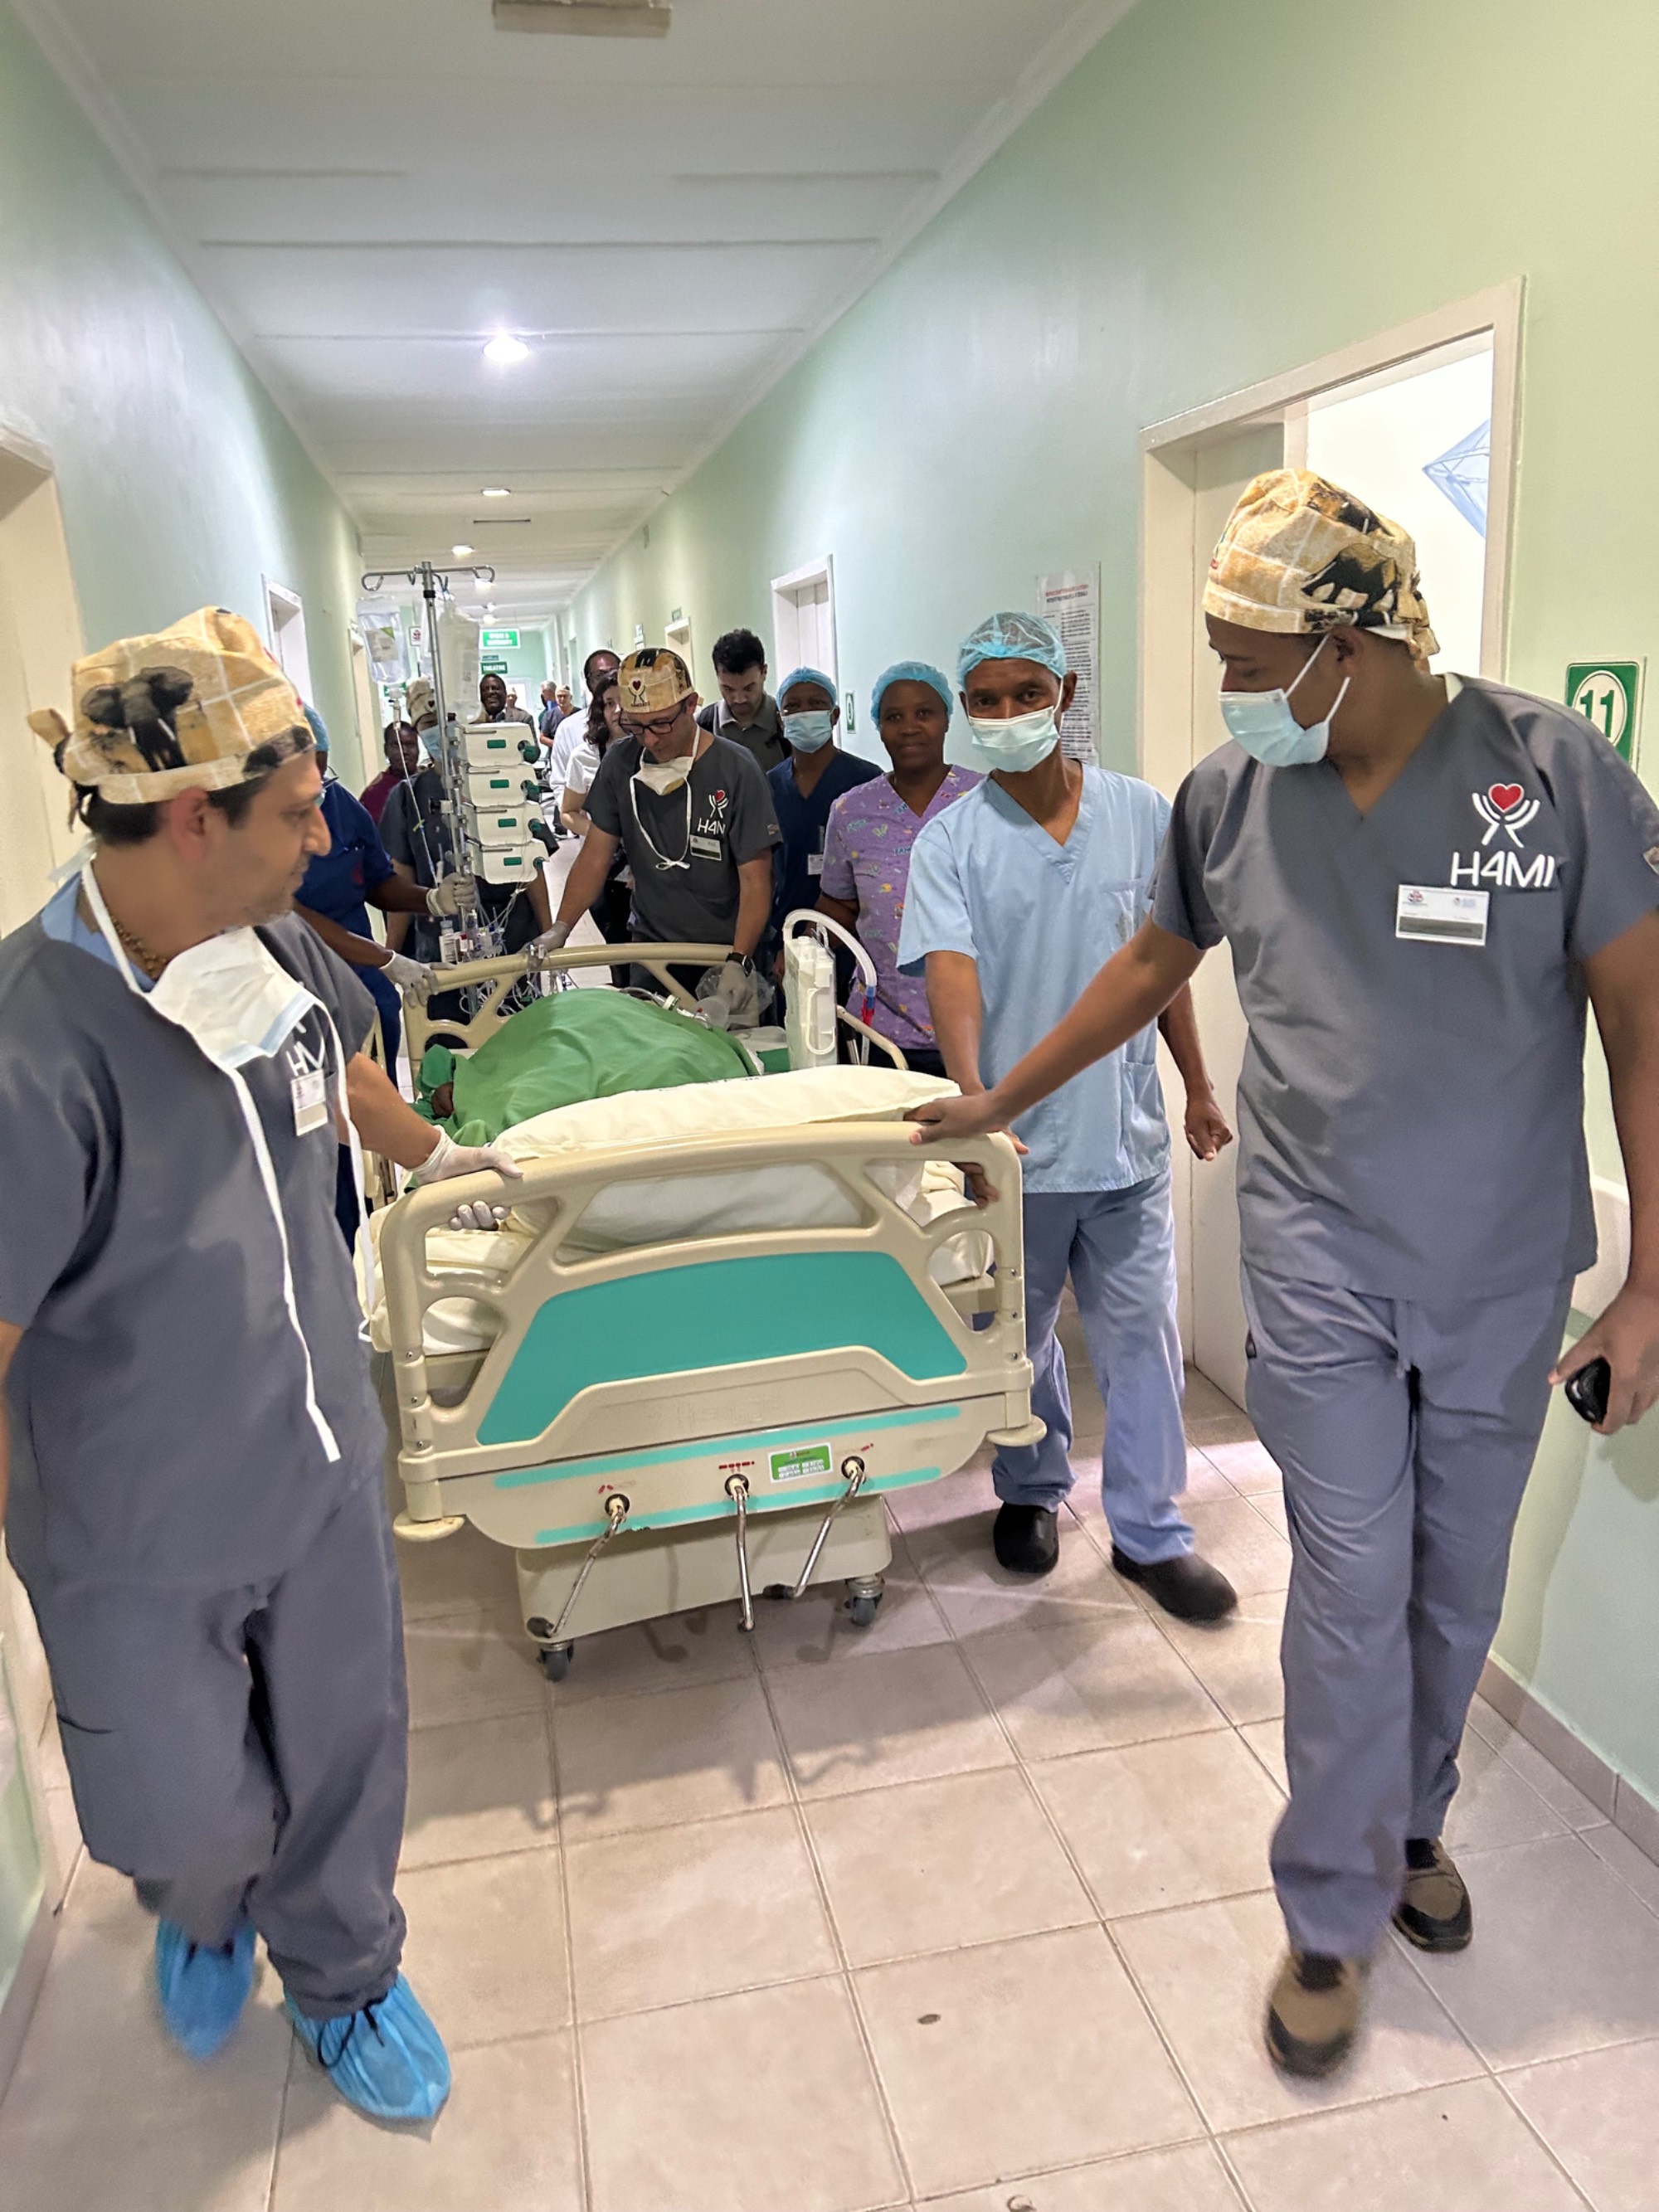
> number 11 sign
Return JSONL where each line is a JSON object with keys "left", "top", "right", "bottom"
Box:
{"left": 1566, "top": 660, "right": 1643, "bottom": 766}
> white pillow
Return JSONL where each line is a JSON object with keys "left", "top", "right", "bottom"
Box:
{"left": 495, "top": 1064, "right": 958, "bottom": 1166}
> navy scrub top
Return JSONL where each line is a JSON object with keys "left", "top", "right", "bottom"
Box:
{"left": 299, "top": 778, "right": 396, "bottom": 941}
{"left": 767, "top": 747, "right": 883, "bottom": 938}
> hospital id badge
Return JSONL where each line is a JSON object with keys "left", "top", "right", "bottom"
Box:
{"left": 1396, "top": 884, "right": 1489, "bottom": 946}
{"left": 290, "top": 1068, "right": 328, "bottom": 1135}
{"left": 689, "top": 834, "right": 722, "bottom": 860}
{"left": 808, "top": 852, "right": 824, "bottom": 877}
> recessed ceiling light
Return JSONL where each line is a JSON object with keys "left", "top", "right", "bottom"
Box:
{"left": 483, "top": 333, "right": 531, "bottom": 367}
{"left": 451, "top": 542, "right": 474, "bottom": 557}
{"left": 481, "top": 486, "right": 512, "bottom": 498}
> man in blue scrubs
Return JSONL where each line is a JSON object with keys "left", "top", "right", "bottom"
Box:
{"left": 767, "top": 664, "right": 881, "bottom": 989}
{"left": 898, "top": 611, "right": 1237, "bottom": 1619}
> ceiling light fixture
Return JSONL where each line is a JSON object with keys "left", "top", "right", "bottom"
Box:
{"left": 481, "top": 486, "right": 512, "bottom": 498}
{"left": 494, "top": 0, "right": 670, "bottom": 36}
{"left": 451, "top": 542, "right": 474, "bottom": 557}
{"left": 483, "top": 333, "right": 531, "bottom": 367}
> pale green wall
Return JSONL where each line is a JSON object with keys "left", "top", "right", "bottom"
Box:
{"left": 0, "top": 1, "right": 365, "bottom": 777}
{"left": 572, "top": 0, "right": 1659, "bottom": 1805}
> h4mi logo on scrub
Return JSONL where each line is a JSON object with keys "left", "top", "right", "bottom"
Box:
{"left": 1451, "top": 781, "right": 1558, "bottom": 889}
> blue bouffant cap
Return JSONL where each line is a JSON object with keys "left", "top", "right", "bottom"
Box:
{"left": 776, "top": 665, "right": 838, "bottom": 707}
{"left": 870, "top": 660, "right": 954, "bottom": 726}
{"left": 956, "top": 610, "right": 1068, "bottom": 688}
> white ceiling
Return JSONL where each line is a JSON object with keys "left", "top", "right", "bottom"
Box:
{"left": 21, "top": 0, "right": 1132, "bottom": 626}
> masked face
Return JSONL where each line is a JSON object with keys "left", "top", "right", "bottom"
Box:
{"left": 781, "top": 685, "right": 838, "bottom": 755}
{"left": 959, "top": 657, "right": 1068, "bottom": 776}
{"left": 1216, "top": 631, "right": 1348, "bottom": 766}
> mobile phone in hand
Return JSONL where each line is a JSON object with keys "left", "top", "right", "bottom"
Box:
{"left": 1564, "top": 1357, "right": 1612, "bottom": 1427}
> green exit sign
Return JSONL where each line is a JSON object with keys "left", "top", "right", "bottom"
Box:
{"left": 480, "top": 627, "right": 519, "bottom": 650}
{"left": 1567, "top": 659, "right": 1643, "bottom": 765}
{"left": 479, "top": 655, "right": 509, "bottom": 675}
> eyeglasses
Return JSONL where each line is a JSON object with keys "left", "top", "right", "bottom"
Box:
{"left": 620, "top": 704, "right": 688, "bottom": 739}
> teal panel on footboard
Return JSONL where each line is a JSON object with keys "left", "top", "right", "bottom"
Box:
{"left": 476, "top": 1250, "right": 966, "bottom": 1446}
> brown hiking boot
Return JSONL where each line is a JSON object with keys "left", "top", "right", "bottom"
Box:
{"left": 1393, "top": 1837, "right": 1473, "bottom": 1953}
{"left": 1265, "top": 1951, "right": 1364, "bottom": 2078}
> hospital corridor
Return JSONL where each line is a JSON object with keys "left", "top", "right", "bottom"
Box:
{"left": 4, "top": 3, "right": 1659, "bottom": 2210}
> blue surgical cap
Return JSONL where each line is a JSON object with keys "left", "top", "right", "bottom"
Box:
{"left": 956, "top": 610, "right": 1068, "bottom": 688}
{"left": 776, "top": 665, "right": 838, "bottom": 708}
{"left": 301, "top": 702, "right": 329, "bottom": 754}
{"left": 870, "top": 661, "right": 954, "bottom": 727}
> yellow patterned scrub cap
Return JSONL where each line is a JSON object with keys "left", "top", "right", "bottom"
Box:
{"left": 29, "top": 605, "right": 313, "bottom": 806}
{"left": 1205, "top": 469, "right": 1439, "bottom": 662}
{"left": 617, "top": 645, "right": 695, "bottom": 715}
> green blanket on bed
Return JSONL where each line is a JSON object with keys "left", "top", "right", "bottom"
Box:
{"left": 416, "top": 988, "right": 756, "bottom": 1145}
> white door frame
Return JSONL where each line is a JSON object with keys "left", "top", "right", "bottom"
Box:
{"left": 1136, "top": 282, "right": 1523, "bottom": 1388}
{"left": 261, "top": 575, "right": 313, "bottom": 703}
{"left": 770, "top": 556, "right": 838, "bottom": 685}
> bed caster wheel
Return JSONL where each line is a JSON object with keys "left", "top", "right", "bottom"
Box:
{"left": 845, "top": 1581, "right": 883, "bottom": 1630}
{"left": 539, "top": 1644, "right": 574, "bottom": 1682}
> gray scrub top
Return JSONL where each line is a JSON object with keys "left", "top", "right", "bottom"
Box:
{"left": 0, "top": 903, "right": 382, "bottom": 1595}
{"left": 1153, "top": 678, "right": 1659, "bottom": 1300}
{"left": 586, "top": 732, "right": 781, "bottom": 946}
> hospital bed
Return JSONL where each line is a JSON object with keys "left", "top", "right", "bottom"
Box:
{"left": 375, "top": 1121, "right": 1038, "bottom": 1676}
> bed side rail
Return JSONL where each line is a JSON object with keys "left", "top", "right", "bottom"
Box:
{"left": 380, "top": 1124, "right": 1033, "bottom": 1517}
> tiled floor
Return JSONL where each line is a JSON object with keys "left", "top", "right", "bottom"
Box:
{"left": 7, "top": 1330, "right": 1659, "bottom": 2210}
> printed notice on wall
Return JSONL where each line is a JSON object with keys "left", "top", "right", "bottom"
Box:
{"left": 1037, "top": 567, "right": 1100, "bottom": 762}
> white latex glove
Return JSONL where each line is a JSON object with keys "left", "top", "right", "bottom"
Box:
{"left": 411, "top": 1127, "right": 523, "bottom": 1231}
{"left": 426, "top": 873, "right": 475, "bottom": 919}
{"left": 532, "top": 919, "right": 573, "bottom": 955}
{"left": 382, "top": 951, "right": 435, "bottom": 1000}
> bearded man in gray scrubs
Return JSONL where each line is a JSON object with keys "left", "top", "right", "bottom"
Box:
{"left": 0, "top": 610, "right": 518, "bottom": 2124}
{"left": 913, "top": 471, "right": 1659, "bottom": 2078}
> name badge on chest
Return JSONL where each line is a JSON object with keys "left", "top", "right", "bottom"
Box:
{"left": 807, "top": 851, "right": 824, "bottom": 877}
{"left": 290, "top": 1068, "right": 329, "bottom": 1135}
{"left": 689, "top": 834, "right": 723, "bottom": 861}
{"left": 1396, "top": 884, "right": 1489, "bottom": 947}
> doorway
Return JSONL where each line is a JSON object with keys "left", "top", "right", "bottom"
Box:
{"left": 262, "top": 576, "right": 313, "bottom": 702}
{"left": 1139, "top": 286, "right": 1520, "bottom": 1403}
{"left": 771, "top": 557, "right": 838, "bottom": 688}
{"left": 665, "top": 616, "right": 694, "bottom": 675}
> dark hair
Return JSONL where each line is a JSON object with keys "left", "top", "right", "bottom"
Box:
{"left": 586, "top": 676, "right": 620, "bottom": 754}
{"left": 711, "top": 628, "right": 766, "bottom": 677}
{"left": 71, "top": 732, "right": 310, "bottom": 846}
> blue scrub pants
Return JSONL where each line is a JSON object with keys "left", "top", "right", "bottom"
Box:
{"left": 1241, "top": 1266, "right": 1574, "bottom": 1961}
{"left": 992, "top": 1172, "right": 1192, "bottom": 1564}
{"left": 24, "top": 1467, "right": 409, "bottom": 2021}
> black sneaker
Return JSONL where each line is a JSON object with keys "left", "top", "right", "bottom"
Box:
{"left": 1393, "top": 1837, "right": 1472, "bottom": 1952}
{"left": 992, "top": 1504, "right": 1059, "bottom": 1577}
{"left": 1111, "top": 1548, "right": 1238, "bottom": 1622}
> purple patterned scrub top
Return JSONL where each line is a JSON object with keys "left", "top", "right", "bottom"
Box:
{"left": 819, "top": 766, "right": 980, "bottom": 1050}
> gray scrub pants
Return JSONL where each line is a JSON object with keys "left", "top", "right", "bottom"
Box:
{"left": 24, "top": 1467, "right": 407, "bottom": 2020}
{"left": 1241, "top": 1266, "right": 1573, "bottom": 1961}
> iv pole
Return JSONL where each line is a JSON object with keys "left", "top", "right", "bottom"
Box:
{"left": 361, "top": 558, "right": 496, "bottom": 942}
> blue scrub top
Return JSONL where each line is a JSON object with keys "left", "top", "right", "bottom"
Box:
{"left": 898, "top": 766, "right": 1172, "bottom": 1194}
{"left": 299, "top": 779, "right": 395, "bottom": 941}
{"left": 767, "top": 747, "right": 883, "bottom": 934}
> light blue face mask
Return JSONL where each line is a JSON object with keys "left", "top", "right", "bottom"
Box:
{"left": 1218, "top": 633, "right": 1349, "bottom": 766}
{"left": 782, "top": 709, "right": 835, "bottom": 753}
{"left": 966, "top": 705, "right": 1061, "bottom": 777}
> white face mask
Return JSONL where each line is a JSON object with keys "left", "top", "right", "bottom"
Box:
{"left": 966, "top": 705, "right": 1061, "bottom": 776}
{"left": 635, "top": 752, "right": 695, "bottom": 795}
{"left": 81, "top": 860, "right": 359, "bottom": 1461}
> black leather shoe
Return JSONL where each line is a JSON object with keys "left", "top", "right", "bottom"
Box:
{"left": 1111, "top": 1548, "right": 1238, "bottom": 1621}
{"left": 992, "top": 1504, "right": 1059, "bottom": 1577}
{"left": 1393, "top": 1837, "right": 1472, "bottom": 1952}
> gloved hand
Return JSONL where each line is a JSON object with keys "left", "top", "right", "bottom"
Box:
{"left": 532, "top": 919, "right": 573, "bottom": 955}
{"left": 411, "top": 1127, "right": 523, "bottom": 1232}
{"left": 382, "top": 951, "right": 435, "bottom": 1001}
{"left": 426, "top": 874, "right": 475, "bottom": 919}
{"left": 696, "top": 958, "right": 762, "bottom": 1031}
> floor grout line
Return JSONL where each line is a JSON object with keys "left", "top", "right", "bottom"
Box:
{"left": 543, "top": 1680, "right": 596, "bottom": 2212}
{"left": 1488, "top": 2069, "right": 1602, "bottom": 2211}
{"left": 747, "top": 1615, "right": 920, "bottom": 2206}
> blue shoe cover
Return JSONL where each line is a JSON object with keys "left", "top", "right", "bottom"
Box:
{"left": 154, "top": 1918, "right": 256, "bottom": 2060}
{"left": 286, "top": 1974, "right": 451, "bottom": 2122}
